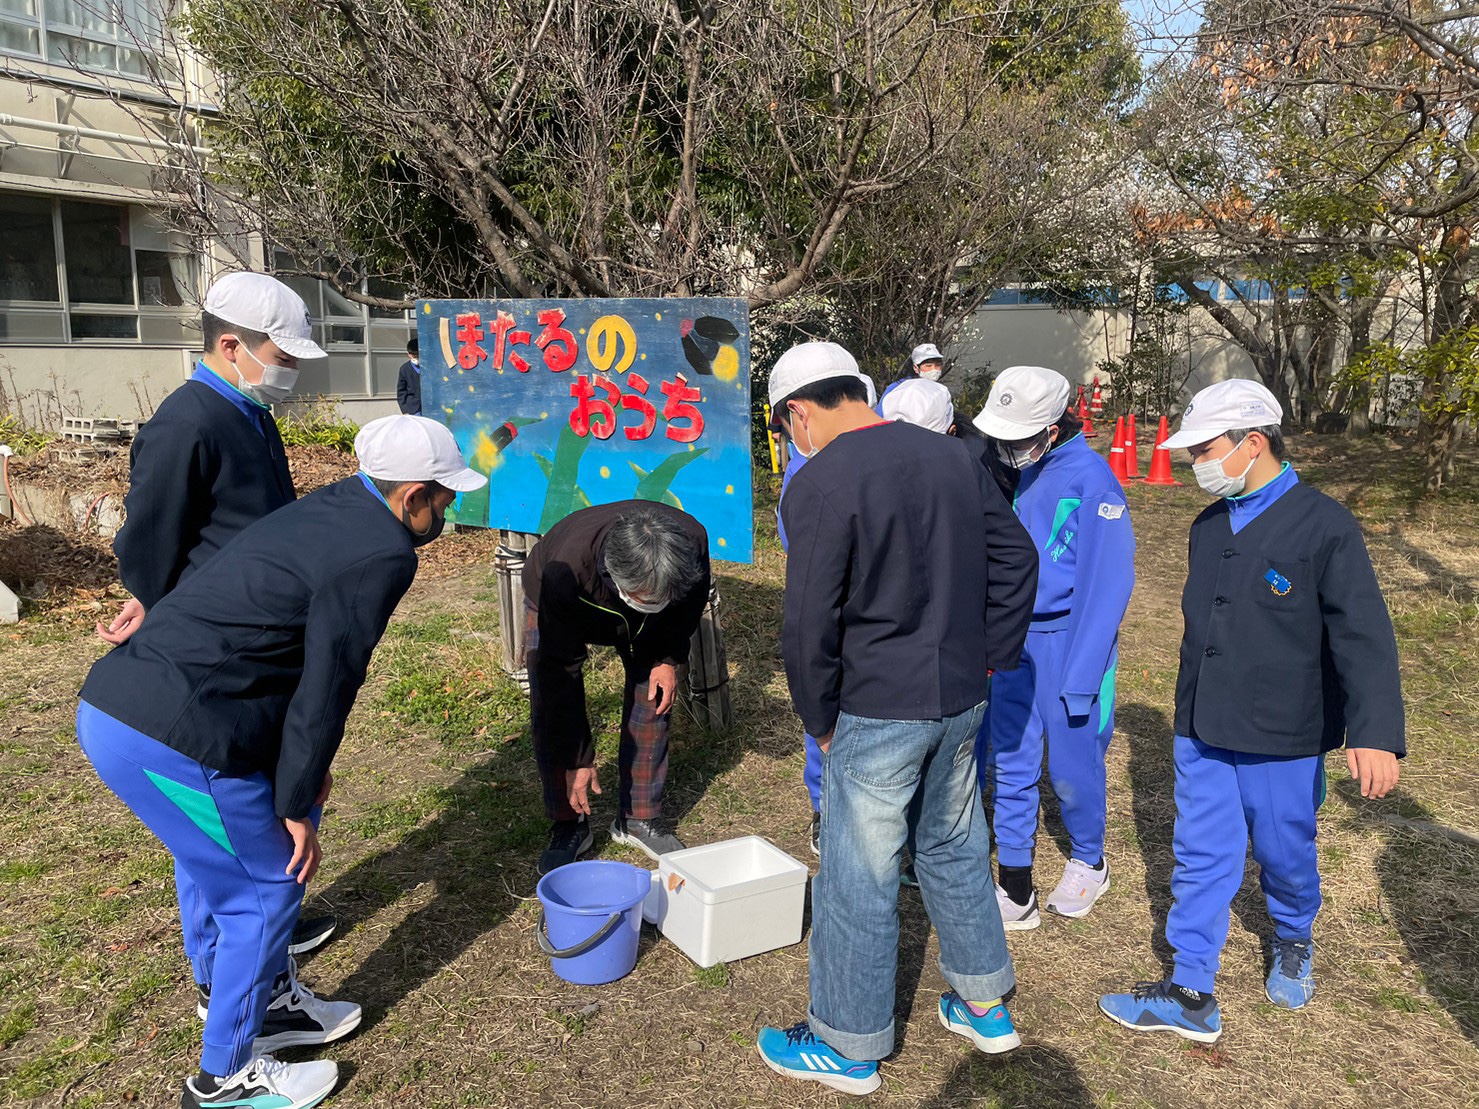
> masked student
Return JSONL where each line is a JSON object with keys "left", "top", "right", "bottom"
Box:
{"left": 100, "top": 272, "right": 344, "bottom": 977}
{"left": 757, "top": 342, "right": 1038, "bottom": 1096}
{"left": 1099, "top": 379, "right": 1404, "bottom": 1043}
{"left": 877, "top": 342, "right": 947, "bottom": 410}
{"left": 971, "top": 366, "right": 1136, "bottom": 929}
{"left": 76, "top": 415, "right": 486, "bottom": 1109}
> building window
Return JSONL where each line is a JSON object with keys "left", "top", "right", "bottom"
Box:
{"left": 0, "top": 190, "right": 199, "bottom": 345}
{"left": 0, "top": 0, "right": 172, "bottom": 80}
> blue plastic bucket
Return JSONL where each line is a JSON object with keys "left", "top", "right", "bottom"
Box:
{"left": 536, "top": 860, "right": 652, "bottom": 985}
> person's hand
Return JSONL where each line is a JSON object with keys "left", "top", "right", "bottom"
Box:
{"left": 566, "top": 767, "right": 602, "bottom": 816}
{"left": 816, "top": 730, "right": 835, "bottom": 755}
{"left": 95, "top": 598, "right": 145, "bottom": 645}
{"left": 648, "top": 663, "right": 679, "bottom": 715}
{"left": 283, "top": 817, "right": 321, "bottom": 885}
{"left": 1346, "top": 747, "right": 1399, "bottom": 799}
{"left": 313, "top": 771, "right": 334, "bottom": 808}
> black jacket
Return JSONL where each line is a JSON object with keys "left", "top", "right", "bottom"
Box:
{"left": 523, "top": 500, "right": 711, "bottom": 769}
{"left": 82, "top": 477, "right": 418, "bottom": 818}
{"left": 396, "top": 360, "right": 422, "bottom": 415}
{"left": 780, "top": 421, "right": 1037, "bottom": 738}
{"left": 1175, "top": 481, "right": 1405, "bottom": 757}
{"left": 114, "top": 380, "right": 295, "bottom": 609}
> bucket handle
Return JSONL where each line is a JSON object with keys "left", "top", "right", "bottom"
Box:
{"left": 537, "top": 910, "right": 624, "bottom": 960}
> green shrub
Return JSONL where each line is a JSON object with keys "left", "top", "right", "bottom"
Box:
{"left": 275, "top": 405, "right": 359, "bottom": 452}
{"left": 0, "top": 416, "right": 54, "bottom": 456}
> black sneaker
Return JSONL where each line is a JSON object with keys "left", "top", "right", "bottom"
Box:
{"left": 809, "top": 812, "right": 821, "bottom": 857}
{"left": 610, "top": 816, "right": 685, "bottom": 861}
{"left": 196, "top": 960, "right": 361, "bottom": 1051}
{"left": 900, "top": 854, "right": 920, "bottom": 889}
{"left": 182, "top": 1054, "right": 337, "bottom": 1108}
{"left": 288, "top": 914, "right": 337, "bottom": 956}
{"left": 539, "top": 817, "right": 593, "bottom": 875}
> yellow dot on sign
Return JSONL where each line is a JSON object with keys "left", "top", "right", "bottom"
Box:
{"left": 655, "top": 312, "right": 662, "bottom": 321}
{"left": 468, "top": 385, "right": 475, "bottom": 392}
{"left": 442, "top": 376, "right": 449, "bottom": 383}
{"left": 688, "top": 443, "right": 696, "bottom": 451}
{"left": 725, "top": 484, "right": 734, "bottom": 494}
{"left": 640, "top": 353, "right": 647, "bottom": 360}
{"left": 579, "top": 329, "right": 586, "bottom": 335}
{"left": 540, "top": 411, "right": 549, "bottom": 419}
{"left": 718, "top": 537, "right": 727, "bottom": 547}
{"left": 422, "top": 304, "right": 430, "bottom": 314}
{"left": 600, "top": 466, "right": 610, "bottom": 478}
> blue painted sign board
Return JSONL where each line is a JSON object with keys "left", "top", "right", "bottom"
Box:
{"left": 418, "top": 297, "right": 752, "bottom": 562}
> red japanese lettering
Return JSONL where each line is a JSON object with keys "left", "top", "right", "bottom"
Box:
{"left": 455, "top": 312, "right": 486, "bottom": 369}
{"left": 620, "top": 372, "right": 657, "bottom": 441}
{"left": 536, "top": 307, "right": 578, "bottom": 372}
{"left": 569, "top": 374, "right": 619, "bottom": 439}
{"left": 507, "top": 329, "right": 532, "bottom": 373}
{"left": 487, "top": 311, "right": 517, "bottom": 370}
{"left": 661, "top": 374, "right": 704, "bottom": 443}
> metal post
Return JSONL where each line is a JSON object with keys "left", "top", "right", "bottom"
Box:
{"left": 494, "top": 530, "right": 536, "bottom": 692}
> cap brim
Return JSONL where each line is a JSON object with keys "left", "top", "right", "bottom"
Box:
{"left": 973, "top": 409, "right": 1049, "bottom": 441}
{"left": 441, "top": 467, "right": 489, "bottom": 493}
{"left": 1162, "top": 424, "right": 1229, "bottom": 450}
{"left": 273, "top": 332, "right": 328, "bottom": 360}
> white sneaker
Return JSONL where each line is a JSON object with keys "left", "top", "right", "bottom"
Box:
{"left": 994, "top": 883, "right": 1041, "bottom": 931}
{"left": 1046, "top": 858, "right": 1110, "bottom": 918}
{"left": 255, "top": 964, "right": 362, "bottom": 1053}
{"left": 182, "top": 1054, "right": 337, "bottom": 1108}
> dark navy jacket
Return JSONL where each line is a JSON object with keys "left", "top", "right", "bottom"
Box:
{"left": 1175, "top": 480, "right": 1405, "bottom": 757}
{"left": 82, "top": 477, "right": 418, "bottom": 819}
{"left": 780, "top": 421, "right": 1037, "bottom": 738}
{"left": 396, "top": 360, "right": 422, "bottom": 415}
{"left": 114, "top": 367, "right": 295, "bottom": 609}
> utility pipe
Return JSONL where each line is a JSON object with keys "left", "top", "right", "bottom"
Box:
{"left": 0, "top": 113, "right": 211, "bottom": 157}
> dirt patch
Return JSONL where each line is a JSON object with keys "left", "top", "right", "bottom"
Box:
{"left": 0, "top": 522, "right": 119, "bottom": 605}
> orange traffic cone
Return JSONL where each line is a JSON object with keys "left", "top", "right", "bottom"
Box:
{"left": 1125, "top": 413, "right": 1142, "bottom": 478}
{"left": 1090, "top": 377, "right": 1104, "bottom": 416}
{"left": 1075, "top": 384, "right": 1087, "bottom": 413}
{"left": 1109, "top": 416, "right": 1128, "bottom": 483}
{"left": 1144, "top": 415, "right": 1183, "bottom": 486}
{"left": 1079, "top": 395, "right": 1098, "bottom": 438}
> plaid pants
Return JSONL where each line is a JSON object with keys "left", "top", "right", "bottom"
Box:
{"left": 524, "top": 600, "right": 670, "bottom": 822}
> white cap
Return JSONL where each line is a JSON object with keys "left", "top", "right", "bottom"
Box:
{"left": 354, "top": 415, "right": 488, "bottom": 492}
{"left": 767, "top": 341, "right": 867, "bottom": 408}
{"left": 862, "top": 374, "right": 877, "bottom": 408}
{"left": 973, "top": 365, "right": 1071, "bottom": 440}
{"left": 911, "top": 343, "right": 944, "bottom": 366}
{"left": 204, "top": 272, "right": 327, "bottom": 361}
{"left": 881, "top": 378, "right": 954, "bottom": 433}
{"left": 1164, "top": 379, "right": 1284, "bottom": 449}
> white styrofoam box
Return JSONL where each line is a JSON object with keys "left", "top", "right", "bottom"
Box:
{"left": 650, "top": 836, "right": 808, "bottom": 968}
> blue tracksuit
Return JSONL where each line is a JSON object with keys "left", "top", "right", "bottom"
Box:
{"left": 977, "top": 433, "right": 1135, "bottom": 869}
{"left": 778, "top": 452, "right": 824, "bottom": 812}
{"left": 1165, "top": 463, "right": 1403, "bottom": 992}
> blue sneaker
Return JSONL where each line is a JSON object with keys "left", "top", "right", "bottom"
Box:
{"left": 937, "top": 992, "right": 1021, "bottom": 1054}
{"left": 1098, "top": 980, "right": 1222, "bottom": 1043}
{"left": 756, "top": 1022, "right": 881, "bottom": 1096}
{"left": 1266, "top": 937, "right": 1315, "bottom": 1009}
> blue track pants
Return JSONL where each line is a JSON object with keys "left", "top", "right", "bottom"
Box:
{"left": 77, "top": 701, "right": 306, "bottom": 1076}
{"left": 804, "top": 731, "right": 822, "bottom": 812}
{"left": 976, "top": 628, "right": 1117, "bottom": 869}
{"left": 1166, "top": 735, "right": 1324, "bottom": 993}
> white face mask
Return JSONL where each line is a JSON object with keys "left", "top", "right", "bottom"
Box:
{"left": 918, "top": 367, "right": 943, "bottom": 382}
{"left": 787, "top": 404, "right": 818, "bottom": 459}
{"left": 1193, "top": 437, "right": 1257, "bottom": 497}
{"left": 235, "top": 342, "right": 300, "bottom": 406}
{"left": 999, "top": 429, "right": 1054, "bottom": 470}
{"left": 617, "top": 586, "right": 668, "bottom": 614}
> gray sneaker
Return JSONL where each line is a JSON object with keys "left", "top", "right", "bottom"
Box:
{"left": 994, "top": 883, "right": 1041, "bottom": 931}
{"left": 610, "top": 816, "right": 685, "bottom": 860}
{"left": 1046, "top": 858, "right": 1110, "bottom": 918}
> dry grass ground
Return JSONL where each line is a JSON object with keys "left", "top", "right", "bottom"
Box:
{"left": 0, "top": 434, "right": 1474, "bottom": 1108}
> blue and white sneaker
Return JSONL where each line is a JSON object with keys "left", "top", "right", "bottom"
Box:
{"left": 756, "top": 1022, "right": 881, "bottom": 1096}
{"left": 182, "top": 1054, "right": 337, "bottom": 1108}
{"left": 1099, "top": 980, "right": 1222, "bottom": 1043}
{"left": 937, "top": 992, "right": 1021, "bottom": 1054}
{"left": 1266, "top": 937, "right": 1315, "bottom": 1009}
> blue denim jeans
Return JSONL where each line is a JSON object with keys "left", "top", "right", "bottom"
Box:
{"left": 808, "top": 701, "right": 1015, "bottom": 1060}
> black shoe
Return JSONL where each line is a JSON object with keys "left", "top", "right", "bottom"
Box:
{"left": 610, "top": 815, "right": 685, "bottom": 861}
{"left": 810, "top": 812, "right": 821, "bottom": 857}
{"left": 288, "top": 914, "right": 337, "bottom": 957}
{"left": 900, "top": 856, "right": 920, "bottom": 889}
{"left": 195, "top": 960, "right": 361, "bottom": 1051}
{"left": 539, "top": 817, "right": 593, "bottom": 875}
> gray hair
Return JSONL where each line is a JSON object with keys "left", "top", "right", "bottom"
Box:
{"left": 1225, "top": 424, "right": 1286, "bottom": 461}
{"left": 605, "top": 507, "right": 703, "bottom": 601}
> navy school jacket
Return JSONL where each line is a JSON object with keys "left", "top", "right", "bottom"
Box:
{"left": 81, "top": 476, "right": 418, "bottom": 819}
{"left": 1176, "top": 480, "right": 1405, "bottom": 757}
{"left": 114, "top": 375, "right": 295, "bottom": 609}
{"left": 779, "top": 421, "right": 1038, "bottom": 738}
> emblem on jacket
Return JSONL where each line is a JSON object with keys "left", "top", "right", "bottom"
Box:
{"left": 1264, "top": 568, "right": 1292, "bottom": 596}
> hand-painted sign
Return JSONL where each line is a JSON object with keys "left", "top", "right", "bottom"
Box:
{"left": 418, "top": 297, "right": 752, "bottom": 562}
